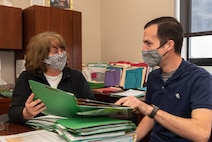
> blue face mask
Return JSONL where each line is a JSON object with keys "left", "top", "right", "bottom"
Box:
{"left": 44, "top": 52, "right": 67, "bottom": 71}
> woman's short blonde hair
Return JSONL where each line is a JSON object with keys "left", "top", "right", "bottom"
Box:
{"left": 25, "top": 31, "right": 67, "bottom": 73}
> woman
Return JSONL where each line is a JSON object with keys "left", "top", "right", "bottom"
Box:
{"left": 8, "top": 31, "right": 94, "bottom": 124}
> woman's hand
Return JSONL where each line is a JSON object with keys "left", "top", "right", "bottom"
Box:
{"left": 23, "top": 93, "right": 46, "bottom": 120}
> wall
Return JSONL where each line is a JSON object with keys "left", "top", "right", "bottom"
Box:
{"left": 0, "top": 0, "right": 175, "bottom": 84}
{"left": 74, "top": 0, "right": 102, "bottom": 64}
{"left": 100, "top": 0, "right": 175, "bottom": 63}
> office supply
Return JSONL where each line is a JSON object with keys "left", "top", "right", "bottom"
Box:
{"left": 87, "top": 63, "right": 108, "bottom": 68}
{"left": 131, "top": 62, "right": 149, "bottom": 88}
{"left": 26, "top": 115, "right": 66, "bottom": 131}
{"left": 57, "top": 129, "right": 127, "bottom": 142}
{"left": 57, "top": 117, "right": 132, "bottom": 130}
{"left": 57, "top": 117, "right": 135, "bottom": 134}
{"left": 120, "top": 67, "right": 143, "bottom": 89}
{"left": 29, "top": 80, "right": 132, "bottom": 118}
{"left": 0, "top": 129, "right": 67, "bottom": 142}
{"left": 111, "top": 89, "right": 145, "bottom": 98}
{"left": 82, "top": 63, "right": 107, "bottom": 83}
{"left": 87, "top": 81, "right": 104, "bottom": 89}
{"left": 77, "top": 107, "right": 131, "bottom": 117}
{"left": 92, "top": 86, "right": 123, "bottom": 93}
{"left": 78, "top": 98, "right": 123, "bottom": 107}
{"left": 55, "top": 117, "right": 136, "bottom": 141}
{"left": 104, "top": 67, "right": 122, "bottom": 87}
{"left": 29, "top": 80, "right": 78, "bottom": 118}
{"left": 109, "top": 61, "right": 131, "bottom": 68}
{"left": 69, "top": 122, "right": 135, "bottom": 136}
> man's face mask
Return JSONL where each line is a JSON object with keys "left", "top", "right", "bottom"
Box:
{"left": 142, "top": 42, "right": 167, "bottom": 67}
{"left": 44, "top": 52, "right": 67, "bottom": 71}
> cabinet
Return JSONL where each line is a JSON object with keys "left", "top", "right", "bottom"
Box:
{"left": 15, "top": 5, "right": 82, "bottom": 70}
{"left": 0, "top": 96, "right": 11, "bottom": 115}
{"left": 0, "top": 5, "right": 22, "bottom": 49}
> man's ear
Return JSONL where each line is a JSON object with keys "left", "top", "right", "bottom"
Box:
{"left": 166, "top": 40, "right": 175, "bottom": 51}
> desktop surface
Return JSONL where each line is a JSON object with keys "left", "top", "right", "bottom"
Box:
{"left": 0, "top": 122, "right": 34, "bottom": 135}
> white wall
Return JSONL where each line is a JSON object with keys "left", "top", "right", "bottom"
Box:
{"left": 74, "top": 0, "right": 102, "bottom": 64}
{"left": 100, "top": 0, "right": 175, "bottom": 63}
{"left": 0, "top": 0, "right": 175, "bottom": 84}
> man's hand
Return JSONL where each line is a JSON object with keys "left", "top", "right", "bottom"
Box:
{"left": 115, "top": 96, "right": 152, "bottom": 115}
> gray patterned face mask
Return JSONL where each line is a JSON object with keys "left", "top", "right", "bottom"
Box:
{"left": 44, "top": 52, "right": 67, "bottom": 71}
{"left": 142, "top": 49, "right": 162, "bottom": 67}
{"left": 142, "top": 42, "right": 168, "bottom": 67}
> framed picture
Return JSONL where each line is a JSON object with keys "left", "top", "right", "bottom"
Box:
{"left": 50, "top": 0, "right": 71, "bottom": 9}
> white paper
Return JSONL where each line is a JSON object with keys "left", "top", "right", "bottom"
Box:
{"left": 16, "top": 60, "right": 26, "bottom": 78}
{"left": 111, "top": 89, "right": 145, "bottom": 97}
{"left": 0, "top": 130, "right": 66, "bottom": 142}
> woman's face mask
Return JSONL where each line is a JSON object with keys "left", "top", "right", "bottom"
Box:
{"left": 44, "top": 52, "right": 67, "bottom": 71}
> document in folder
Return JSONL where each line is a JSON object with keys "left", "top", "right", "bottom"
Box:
{"left": 29, "top": 80, "right": 132, "bottom": 118}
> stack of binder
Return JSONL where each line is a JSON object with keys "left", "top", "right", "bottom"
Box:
{"left": 108, "top": 61, "right": 149, "bottom": 89}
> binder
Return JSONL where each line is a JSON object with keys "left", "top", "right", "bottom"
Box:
{"left": 104, "top": 67, "right": 122, "bottom": 87}
{"left": 131, "top": 62, "right": 149, "bottom": 88}
{"left": 120, "top": 67, "right": 143, "bottom": 89}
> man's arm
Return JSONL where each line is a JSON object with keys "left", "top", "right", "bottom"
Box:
{"left": 115, "top": 96, "right": 212, "bottom": 142}
{"left": 154, "top": 108, "right": 212, "bottom": 142}
{"left": 136, "top": 115, "right": 154, "bottom": 142}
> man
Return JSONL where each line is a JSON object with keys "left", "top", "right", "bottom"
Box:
{"left": 115, "top": 17, "right": 212, "bottom": 142}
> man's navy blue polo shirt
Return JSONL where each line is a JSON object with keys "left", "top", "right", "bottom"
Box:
{"left": 146, "top": 59, "right": 212, "bottom": 142}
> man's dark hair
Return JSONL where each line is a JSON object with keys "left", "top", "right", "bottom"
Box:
{"left": 144, "top": 16, "right": 184, "bottom": 55}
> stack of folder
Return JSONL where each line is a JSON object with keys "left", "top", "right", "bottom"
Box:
{"left": 27, "top": 115, "right": 136, "bottom": 142}
{"left": 55, "top": 117, "right": 136, "bottom": 142}
{"left": 27, "top": 80, "right": 137, "bottom": 141}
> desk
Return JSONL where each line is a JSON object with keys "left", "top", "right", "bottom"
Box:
{"left": 0, "top": 96, "right": 11, "bottom": 115}
{"left": 0, "top": 122, "right": 34, "bottom": 135}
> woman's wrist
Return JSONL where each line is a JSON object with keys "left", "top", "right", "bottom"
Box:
{"left": 23, "top": 107, "right": 33, "bottom": 120}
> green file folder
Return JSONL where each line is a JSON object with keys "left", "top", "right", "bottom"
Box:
{"left": 28, "top": 80, "right": 132, "bottom": 118}
{"left": 57, "top": 117, "right": 133, "bottom": 130}
{"left": 29, "top": 80, "right": 79, "bottom": 118}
